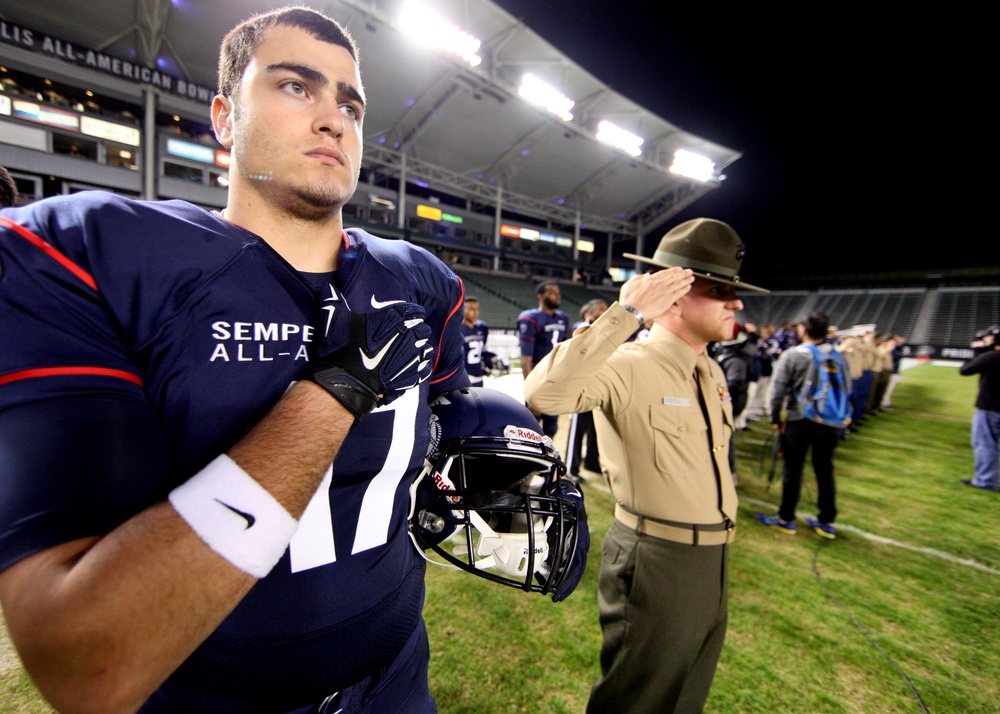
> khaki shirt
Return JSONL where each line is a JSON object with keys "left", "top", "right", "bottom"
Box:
{"left": 524, "top": 303, "right": 737, "bottom": 528}
{"left": 859, "top": 339, "right": 878, "bottom": 371}
{"left": 876, "top": 344, "right": 894, "bottom": 371}
{"left": 840, "top": 339, "right": 865, "bottom": 378}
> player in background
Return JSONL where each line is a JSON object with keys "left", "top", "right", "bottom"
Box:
{"left": 461, "top": 296, "right": 489, "bottom": 387}
{"left": 518, "top": 280, "right": 570, "bottom": 436}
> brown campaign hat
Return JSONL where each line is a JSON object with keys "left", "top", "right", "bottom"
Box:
{"left": 623, "top": 218, "right": 769, "bottom": 293}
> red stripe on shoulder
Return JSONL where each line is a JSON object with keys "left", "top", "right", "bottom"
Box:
{"left": 431, "top": 276, "right": 466, "bottom": 375}
{"left": 0, "top": 366, "right": 143, "bottom": 388}
{"left": 430, "top": 366, "right": 461, "bottom": 386}
{"left": 0, "top": 215, "right": 98, "bottom": 291}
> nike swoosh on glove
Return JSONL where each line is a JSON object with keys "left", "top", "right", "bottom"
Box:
{"left": 550, "top": 478, "right": 589, "bottom": 603}
{"left": 309, "top": 301, "right": 435, "bottom": 421}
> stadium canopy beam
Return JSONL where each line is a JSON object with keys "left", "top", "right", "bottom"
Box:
{"left": 364, "top": 140, "right": 634, "bottom": 236}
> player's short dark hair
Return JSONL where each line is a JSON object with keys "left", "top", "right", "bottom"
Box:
{"left": 536, "top": 280, "right": 559, "bottom": 295}
{"left": 804, "top": 311, "right": 830, "bottom": 340}
{"left": 0, "top": 166, "right": 17, "bottom": 208}
{"left": 464, "top": 296, "right": 479, "bottom": 304}
{"left": 218, "top": 6, "right": 359, "bottom": 99}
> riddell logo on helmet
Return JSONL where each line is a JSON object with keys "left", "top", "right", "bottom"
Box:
{"left": 504, "top": 425, "right": 542, "bottom": 443}
{"left": 433, "top": 470, "right": 462, "bottom": 505}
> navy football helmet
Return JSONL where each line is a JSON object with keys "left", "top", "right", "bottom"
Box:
{"left": 409, "top": 387, "right": 585, "bottom": 597}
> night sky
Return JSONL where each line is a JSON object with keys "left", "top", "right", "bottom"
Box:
{"left": 491, "top": 2, "right": 987, "bottom": 283}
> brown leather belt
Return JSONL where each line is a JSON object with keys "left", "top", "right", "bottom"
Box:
{"left": 614, "top": 503, "right": 736, "bottom": 546}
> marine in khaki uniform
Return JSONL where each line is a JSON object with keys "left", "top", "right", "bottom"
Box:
{"left": 524, "top": 218, "right": 768, "bottom": 714}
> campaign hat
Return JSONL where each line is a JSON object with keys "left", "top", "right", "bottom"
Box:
{"left": 623, "top": 218, "right": 769, "bottom": 293}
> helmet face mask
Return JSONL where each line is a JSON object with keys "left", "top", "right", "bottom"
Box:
{"left": 409, "top": 388, "right": 581, "bottom": 595}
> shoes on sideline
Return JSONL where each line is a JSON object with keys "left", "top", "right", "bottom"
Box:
{"left": 959, "top": 478, "right": 999, "bottom": 493}
{"left": 806, "top": 516, "right": 836, "bottom": 539}
{"left": 754, "top": 513, "right": 796, "bottom": 535}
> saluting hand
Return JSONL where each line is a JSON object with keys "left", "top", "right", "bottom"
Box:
{"left": 618, "top": 267, "right": 694, "bottom": 323}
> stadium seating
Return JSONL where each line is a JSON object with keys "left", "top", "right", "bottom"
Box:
{"left": 924, "top": 287, "right": 1000, "bottom": 346}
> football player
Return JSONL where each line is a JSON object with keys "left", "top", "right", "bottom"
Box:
{"left": 460, "top": 296, "right": 489, "bottom": 386}
{"left": 0, "top": 7, "right": 472, "bottom": 713}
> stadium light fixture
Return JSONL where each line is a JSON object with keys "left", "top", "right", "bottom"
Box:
{"left": 399, "top": 1, "right": 482, "bottom": 67}
{"left": 518, "top": 73, "right": 574, "bottom": 122}
{"left": 596, "top": 120, "right": 643, "bottom": 157}
{"left": 669, "top": 149, "right": 716, "bottom": 182}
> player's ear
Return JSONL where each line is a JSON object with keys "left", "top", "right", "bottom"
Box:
{"left": 212, "top": 95, "right": 235, "bottom": 148}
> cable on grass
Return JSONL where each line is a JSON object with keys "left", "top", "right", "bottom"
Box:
{"left": 811, "top": 543, "right": 930, "bottom": 713}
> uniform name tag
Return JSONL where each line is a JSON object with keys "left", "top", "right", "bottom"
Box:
{"left": 663, "top": 397, "right": 690, "bottom": 407}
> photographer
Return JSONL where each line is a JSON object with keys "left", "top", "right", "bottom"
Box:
{"left": 959, "top": 324, "right": 1000, "bottom": 492}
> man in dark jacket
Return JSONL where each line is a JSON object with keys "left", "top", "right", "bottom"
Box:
{"left": 959, "top": 325, "right": 1000, "bottom": 492}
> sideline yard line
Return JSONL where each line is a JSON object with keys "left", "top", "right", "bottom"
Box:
{"left": 742, "top": 496, "right": 1000, "bottom": 576}
{"left": 580, "top": 480, "right": 1000, "bottom": 576}
{"left": 837, "top": 434, "right": 964, "bottom": 457}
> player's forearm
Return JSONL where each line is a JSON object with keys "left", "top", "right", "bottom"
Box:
{"left": 0, "top": 382, "right": 352, "bottom": 714}
{"left": 3, "top": 506, "right": 255, "bottom": 714}
{"left": 520, "top": 355, "right": 533, "bottom": 379}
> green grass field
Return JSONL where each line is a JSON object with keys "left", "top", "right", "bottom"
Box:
{"left": 3, "top": 362, "right": 998, "bottom": 713}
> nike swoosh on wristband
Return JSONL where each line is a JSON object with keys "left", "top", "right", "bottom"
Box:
{"left": 361, "top": 333, "right": 399, "bottom": 370}
{"left": 371, "top": 295, "right": 405, "bottom": 309}
{"left": 216, "top": 499, "right": 256, "bottom": 529}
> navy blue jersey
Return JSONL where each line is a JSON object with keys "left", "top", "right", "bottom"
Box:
{"left": 0, "top": 192, "right": 468, "bottom": 712}
{"left": 517, "top": 307, "right": 569, "bottom": 365}
{"left": 461, "top": 320, "right": 489, "bottom": 383}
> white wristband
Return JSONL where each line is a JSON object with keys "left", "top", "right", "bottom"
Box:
{"left": 169, "top": 455, "right": 299, "bottom": 578}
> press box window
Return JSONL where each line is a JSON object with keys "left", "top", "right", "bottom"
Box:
{"left": 52, "top": 133, "right": 98, "bottom": 160}
{"left": 164, "top": 161, "right": 205, "bottom": 183}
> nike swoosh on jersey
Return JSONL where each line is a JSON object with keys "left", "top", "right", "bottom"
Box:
{"left": 216, "top": 499, "right": 256, "bottom": 529}
{"left": 361, "top": 333, "right": 399, "bottom": 370}
{"left": 371, "top": 295, "right": 405, "bottom": 309}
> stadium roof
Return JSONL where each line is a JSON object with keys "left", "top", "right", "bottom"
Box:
{"left": 0, "top": 0, "right": 741, "bottom": 237}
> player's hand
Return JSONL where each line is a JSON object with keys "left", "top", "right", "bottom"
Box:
{"left": 550, "top": 478, "right": 589, "bottom": 603}
{"left": 618, "top": 267, "right": 694, "bottom": 323}
{"left": 308, "top": 298, "right": 435, "bottom": 421}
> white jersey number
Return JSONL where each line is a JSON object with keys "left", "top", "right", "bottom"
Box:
{"left": 288, "top": 389, "right": 419, "bottom": 572}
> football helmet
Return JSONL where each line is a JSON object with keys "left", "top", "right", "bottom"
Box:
{"left": 481, "top": 350, "right": 511, "bottom": 377}
{"left": 409, "top": 387, "right": 585, "bottom": 597}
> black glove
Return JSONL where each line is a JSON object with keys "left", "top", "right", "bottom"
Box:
{"left": 551, "top": 478, "right": 589, "bottom": 603}
{"left": 308, "top": 297, "right": 434, "bottom": 421}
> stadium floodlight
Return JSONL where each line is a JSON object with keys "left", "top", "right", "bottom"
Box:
{"left": 399, "top": 1, "right": 482, "bottom": 67}
{"left": 518, "top": 73, "right": 574, "bottom": 122}
{"left": 596, "top": 120, "right": 643, "bottom": 157}
{"left": 669, "top": 149, "right": 716, "bottom": 182}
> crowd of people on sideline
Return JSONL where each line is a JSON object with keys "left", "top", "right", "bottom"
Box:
{"left": 704, "top": 317, "right": 907, "bottom": 539}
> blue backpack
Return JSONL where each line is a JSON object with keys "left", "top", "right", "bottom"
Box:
{"left": 798, "top": 344, "right": 852, "bottom": 428}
